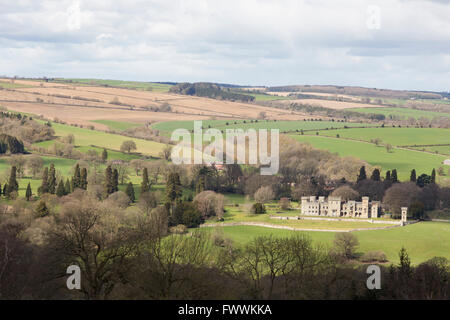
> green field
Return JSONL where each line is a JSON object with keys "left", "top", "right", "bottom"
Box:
{"left": 241, "top": 92, "right": 292, "bottom": 101}
{"left": 91, "top": 120, "right": 142, "bottom": 131}
{"left": 41, "top": 122, "right": 167, "bottom": 157}
{"left": 75, "top": 146, "right": 143, "bottom": 161}
{"left": 0, "top": 81, "right": 32, "bottom": 89}
{"left": 59, "top": 78, "right": 173, "bottom": 92}
{"left": 203, "top": 221, "right": 450, "bottom": 264}
{"left": 318, "top": 127, "right": 450, "bottom": 147}
{"left": 290, "top": 134, "right": 447, "bottom": 181}
{"left": 410, "top": 145, "right": 450, "bottom": 156}
{"left": 348, "top": 107, "right": 450, "bottom": 120}
{"left": 152, "top": 120, "right": 377, "bottom": 136}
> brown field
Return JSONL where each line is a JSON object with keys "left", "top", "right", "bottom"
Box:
{"left": 0, "top": 79, "right": 314, "bottom": 128}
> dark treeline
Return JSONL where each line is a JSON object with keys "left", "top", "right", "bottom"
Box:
{"left": 169, "top": 82, "right": 255, "bottom": 102}
{"left": 0, "top": 133, "right": 24, "bottom": 154}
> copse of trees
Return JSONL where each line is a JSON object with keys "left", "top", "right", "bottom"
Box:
{"left": 169, "top": 82, "right": 255, "bottom": 102}
{"left": 0, "top": 134, "right": 25, "bottom": 154}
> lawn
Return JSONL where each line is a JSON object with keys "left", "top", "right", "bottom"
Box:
{"left": 208, "top": 205, "right": 394, "bottom": 231}
{"left": 202, "top": 221, "right": 450, "bottom": 264}
{"left": 347, "top": 107, "right": 450, "bottom": 120}
{"left": 290, "top": 134, "right": 447, "bottom": 181}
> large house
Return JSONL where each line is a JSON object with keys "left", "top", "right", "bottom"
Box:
{"left": 300, "top": 196, "right": 380, "bottom": 218}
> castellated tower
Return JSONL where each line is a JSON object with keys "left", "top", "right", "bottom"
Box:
{"left": 328, "top": 196, "right": 341, "bottom": 217}
{"left": 401, "top": 207, "right": 408, "bottom": 224}
{"left": 371, "top": 202, "right": 380, "bottom": 218}
{"left": 361, "top": 196, "right": 369, "bottom": 218}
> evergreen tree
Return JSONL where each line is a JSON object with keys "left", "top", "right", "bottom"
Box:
{"left": 73, "top": 164, "right": 81, "bottom": 189}
{"left": 125, "top": 182, "right": 135, "bottom": 203}
{"left": 370, "top": 168, "right": 381, "bottom": 181}
{"left": 391, "top": 169, "right": 398, "bottom": 183}
{"left": 385, "top": 170, "right": 391, "bottom": 181}
{"left": 35, "top": 200, "right": 49, "bottom": 217}
{"left": 196, "top": 175, "right": 206, "bottom": 194}
{"left": 113, "top": 169, "right": 119, "bottom": 192}
{"left": 25, "top": 182, "right": 32, "bottom": 201}
{"left": 48, "top": 163, "right": 56, "bottom": 194}
{"left": 410, "top": 169, "right": 417, "bottom": 183}
{"left": 3, "top": 183, "right": 8, "bottom": 197}
{"left": 105, "top": 166, "right": 114, "bottom": 195}
{"left": 65, "top": 179, "right": 72, "bottom": 194}
{"left": 165, "top": 172, "right": 182, "bottom": 217}
{"left": 166, "top": 172, "right": 182, "bottom": 206}
{"left": 40, "top": 167, "right": 49, "bottom": 195}
{"left": 6, "top": 166, "right": 19, "bottom": 197}
{"left": 431, "top": 168, "right": 436, "bottom": 184}
{"left": 102, "top": 148, "right": 108, "bottom": 162}
{"left": 56, "top": 180, "right": 65, "bottom": 197}
{"left": 398, "top": 247, "right": 412, "bottom": 278}
{"left": 357, "top": 166, "right": 367, "bottom": 183}
{"left": 81, "top": 167, "right": 88, "bottom": 190}
{"left": 141, "top": 167, "right": 150, "bottom": 193}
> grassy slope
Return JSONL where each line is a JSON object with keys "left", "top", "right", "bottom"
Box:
{"left": 152, "top": 120, "right": 377, "bottom": 136}
{"left": 410, "top": 145, "right": 450, "bottom": 155}
{"left": 290, "top": 134, "right": 446, "bottom": 181}
{"left": 348, "top": 107, "right": 450, "bottom": 120}
{"left": 318, "top": 127, "right": 450, "bottom": 146}
{"left": 91, "top": 120, "right": 142, "bottom": 131}
{"left": 204, "top": 221, "right": 450, "bottom": 264}
{"left": 47, "top": 122, "right": 166, "bottom": 157}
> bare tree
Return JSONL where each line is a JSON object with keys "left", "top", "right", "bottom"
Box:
{"left": 254, "top": 186, "right": 275, "bottom": 203}
{"left": 46, "top": 197, "right": 148, "bottom": 299}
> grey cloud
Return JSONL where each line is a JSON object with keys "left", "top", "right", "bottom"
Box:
{"left": 0, "top": 0, "right": 449, "bottom": 91}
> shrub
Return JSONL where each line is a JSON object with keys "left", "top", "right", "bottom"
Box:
{"left": 279, "top": 197, "right": 291, "bottom": 210}
{"left": 211, "top": 228, "right": 232, "bottom": 247}
{"left": 169, "top": 224, "right": 188, "bottom": 234}
{"left": 251, "top": 202, "right": 266, "bottom": 214}
{"left": 360, "top": 251, "right": 388, "bottom": 263}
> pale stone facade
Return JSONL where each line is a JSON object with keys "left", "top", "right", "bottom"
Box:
{"left": 301, "top": 196, "right": 380, "bottom": 218}
{"left": 401, "top": 207, "right": 408, "bottom": 222}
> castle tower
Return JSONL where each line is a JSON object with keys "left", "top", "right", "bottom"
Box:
{"left": 301, "top": 197, "right": 309, "bottom": 215}
{"left": 401, "top": 207, "right": 408, "bottom": 224}
{"left": 328, "top": 196, "right": 341, "bottom": 217}
{"left": 371, "top": 202, "right": 379, "bottom": 218}
{"left": 361, "top": 196, "right": 369, "bottom": 218}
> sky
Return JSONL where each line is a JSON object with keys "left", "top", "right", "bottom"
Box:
{"left": 0, "top": 0, "right": 449, "bottom": 92}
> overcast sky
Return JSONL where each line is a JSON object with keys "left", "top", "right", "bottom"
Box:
{"left": 1, "top": 0, "right": 449, "bottom": 91}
